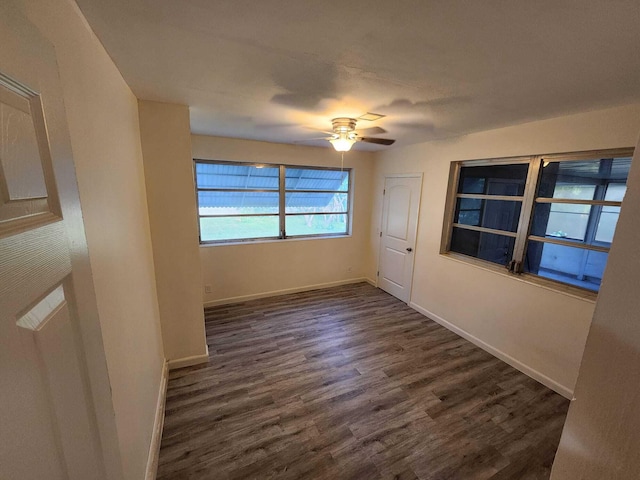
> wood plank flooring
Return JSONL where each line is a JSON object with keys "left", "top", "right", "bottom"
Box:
{"left": 157, "top": 283, "right": 569, "bottom": 480}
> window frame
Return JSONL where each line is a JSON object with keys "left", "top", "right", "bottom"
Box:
{"left": 441, "top": 147, "right": 634, "bottom": 297}
{"left": 194, "top": 159, "right": 353, "bottom": 245}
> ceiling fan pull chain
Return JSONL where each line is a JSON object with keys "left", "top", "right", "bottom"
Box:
{"left": 341, "top": 152, "right": 344, "bottom": 172}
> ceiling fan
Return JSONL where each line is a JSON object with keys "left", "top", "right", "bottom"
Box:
{"left": 327, "top": 117, "right": 396, "bottom": 151}
{"left": 302, "top": 114, "right": 396, "bottom": 151}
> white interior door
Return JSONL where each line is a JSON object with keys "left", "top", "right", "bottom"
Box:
{"left": 0, "top": 5, "right": 106, "bottom": 480}
{"left": 378, "top": 175, "right": 423, "bottom": 303}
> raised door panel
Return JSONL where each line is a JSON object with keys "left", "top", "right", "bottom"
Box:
{"left": 0, "top": 76, "right": 61, "bottom": 237}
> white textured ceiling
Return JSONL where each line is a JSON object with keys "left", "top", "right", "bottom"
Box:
{"left": 76, "top": 0, "right": 640, "bottom": 150}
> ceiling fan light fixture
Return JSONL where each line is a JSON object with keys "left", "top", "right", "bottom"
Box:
{"left": 330, "top": 134, "right": 356, "bottom": 152}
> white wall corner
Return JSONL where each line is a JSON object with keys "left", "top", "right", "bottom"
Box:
{"left": 144, "top": 361, "right": 169, "bottom": 480}
{"left": 364, "top": 277, "right": 377, "bottom": 287}
{"left": 409, "top": 302, "right": 574, "bottom": 400}
{"left": 167, "top": 348, "right": 210, "bottom": 370}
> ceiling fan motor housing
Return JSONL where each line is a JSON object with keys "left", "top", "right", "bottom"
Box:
{"left": 331, "top": 117, "right": 357, "bottom": 134}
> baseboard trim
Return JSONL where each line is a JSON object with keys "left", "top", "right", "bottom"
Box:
{"left": 409, "top": 302, "right": 574, "bottom": 400}
{"left": 363, "top": 277, "right": 376, "bottom": 287}
{"left": 145, "top": 361, "right": 168, "bottom": 480}
{"left": 167, "top": 352, "right": 209, "bottom": 370}
{"left": 203, "top": 277, "right": 377, "bottom": 307}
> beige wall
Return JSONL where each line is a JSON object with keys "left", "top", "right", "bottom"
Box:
{"left": 23, "top": 1, "right": 165, "bottom": 479}
{"left": 139, "top": 101, "right": 208, "bottom": 366}
{"left": 192, "top": 135, "right": 376, "bottom": 304}
{"left": 373, "top": 104, "right": 640, "bottom": 397}
{"left": 551, "top": 123, "right": 640, "bottom": 479}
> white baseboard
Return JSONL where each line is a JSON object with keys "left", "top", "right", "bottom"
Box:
{"left": 167, "top": 350, "right": 209, "bottom": 370}
{"left": 409, "top": 302, "right": 574, "bottom": 400}
{"left": 145, "top": 361, "right": 168, "bottom": 480}
{"left": 203, "top": 277, "right": 377, "bottom": 307}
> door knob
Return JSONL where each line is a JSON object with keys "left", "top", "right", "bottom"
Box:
{"left": 406, "top": 247, "right": 413, "bottom": 252}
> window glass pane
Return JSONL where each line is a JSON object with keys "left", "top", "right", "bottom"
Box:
{"left": 450, "top": 227, "right": 515, "bottom": 266}
{"left": 530, "top": 203, "right": 592, "bottom": 241}
{"left": 537, "top": 157, "right": 631, "bottom": 198}
{"left": 604, "top": 183, "right": 626, "bottom": 202}
{"left": 285, "top": 192, "right": 348, "bottom": 213}
{"left": 454, "top": 198, "right": 522, "bottom": 232}
{"left": 459, "top": 197, "right": 482, "bottom": 210}
{"left": 532, "top": 174, "right": 628, "bottom": 246}
{"left": 524, "top": 240, "right": 607, "bottom": 291}
{"left": 285, "top": 168, "right": 349, "bottom": 191}
{"left": 595, "top": 206, "right": 621, "bottom": 243}
{"left": 457, "top": 164, "right": 528, "bottom": 196}
{"left": 597, "top": 184, "right": 627, "bottom": 243}
{"left": 549, "top": 184, "right": 596, "bottom": 200}
{"left": 198, "top": 191, "right": 279, "bottom": 215}
{"left": 286, "top": 214, "right": 348, "bottom": 236}
{"left": 195, "top": 163, "right": 279, "bottom": 189}
{"left": 458, "top": 211, "right": 481, "bottom": 225}
{"left": 459, "top": 177, "right": 485, "bottom": 194}
{"left": 200, "top": 215, "right": 279, "bottom": 241}
{"left": 457, "top": 197, "right": 482, "bottom": 226}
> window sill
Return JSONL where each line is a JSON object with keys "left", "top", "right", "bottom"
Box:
{"left": 440, "top": 251, "right": 598, "bottom": 303}
{"left": 199, "top": 233, "right": 353, "bottom": 247}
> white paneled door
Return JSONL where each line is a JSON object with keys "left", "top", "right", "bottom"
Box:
{"left": 0, "top": 4, "right": 106, "bottom": 480}
{"left": 378, "top": 175, "right": 423, "bottom": 303}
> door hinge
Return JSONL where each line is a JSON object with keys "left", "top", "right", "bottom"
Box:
{"left": 383, "top": 189, "right": 385, "bottom": 195}
{"left": 379, "top": 231, "right": 382, "bottom": 237}
{"left": 376, "top": 271, "right": 379, "bottom": 276}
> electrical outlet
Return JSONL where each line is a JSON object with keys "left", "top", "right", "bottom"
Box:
{"left": 204, "top": 285, "right": 212, "bottom": 294}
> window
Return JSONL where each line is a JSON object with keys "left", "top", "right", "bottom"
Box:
{"left": 443, "top": 149, "right": 633, "bottom": 293}
{"left": 195, "top": 160, "right": 351, "bottom": 243}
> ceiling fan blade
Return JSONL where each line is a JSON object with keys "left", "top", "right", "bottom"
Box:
{"left": 302, "top": 126, "right": 335, "bottom": 135}
{"left": 358, "top": 137, "right": 396, "bottom": 146}
{"left": 294, "top": 136, "right": 333, "bottom": 143}
{"left": 356, "top": 126, "right": 387, "bottom": 135}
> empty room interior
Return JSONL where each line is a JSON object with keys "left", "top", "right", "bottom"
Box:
{"left": 2, "top": 1, "right": 640, "bottom": 479}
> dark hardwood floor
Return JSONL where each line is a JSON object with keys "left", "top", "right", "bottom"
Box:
{"left": 157, "top": 283, "right": 569, "bottom": 479}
